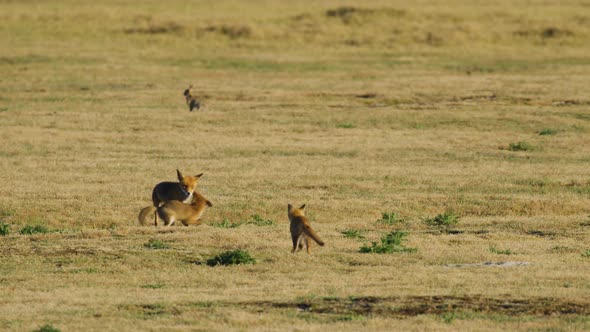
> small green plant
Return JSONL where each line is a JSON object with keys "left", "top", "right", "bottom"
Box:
{"left": 538, "top": 128, "right": 558, "bottom": 136}
{"left": 33, "top": 325, "right": 61, "bottom": 332}
{"left": 212, "top": 218, "right": 242, "bottom": 228}
{"left": 248, "top": 214, "right": 274, "bottom": 226}
{"left": 424, "top": 211, "right": 459, "bottom": 227}
{"left": 508, "top": 141, "right": 535, "bottom": 151}
{"left": 377, "top": 212, "right": 401, "bottom": 225}
{"left": 336, "top": 123, "right": 355, "bottom": 129}
{"left": 341, "top": 229, "right": 365, "bottom": 239}
{"left": 206, "top": 249, "right": 256, "bottom": 266}
{"left": 359, "top": 231, "right": 417, "bottom": 254}
{"left": 582, "top": 250, "right": 590, "bottom": 258}
{"left": 489, "top": 246, "right": 514, "bottom": 255}
{"left": 441, "top": 312, "right": 457, "bottom": 324}
{"left": 19, "top": 224, "right": 50, "bottom": 235}
{"left": 141, "top": 283, "right": 165, "bottom": 289}
{"left": 144, "top": 239, "right": 170, "bottom": 249}
{"left": 0, "top": 222, "right": 10, "bottom": 236}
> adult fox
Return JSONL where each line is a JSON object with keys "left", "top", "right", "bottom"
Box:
{"left": 157, "top": 191, "right": 212, "bottom": 226}
{"left": 288, "top": 204, "right": 325, "bottom": 254}
{"left": 138, "top": 170, "right": 203, "bottom": 226}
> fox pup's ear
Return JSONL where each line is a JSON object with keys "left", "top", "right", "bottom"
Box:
{"left": 288, "top": 204, "right": 293, "bottom": 211}
{"left": 195, "top": 173, "right": 204, "bottom": 179}
{"left": 299, "top": 204, "right": 306, "bottom": 210}
{"left": 177, "top": 169, "right": 184, "bottom": 181}
{"left": 183, "top": 89, "right": 189, "bottom": 97}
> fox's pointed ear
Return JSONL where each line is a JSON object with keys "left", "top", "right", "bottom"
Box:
{"left": 300, "top": 204, "right": 306, "bottom": 210}
{"left": 195, "top": 173, "right": 204, "bottom": 179}
{"left": 177, "top": 169, "right": 184, "bottom": 181}
{"left": 288, "top": 204, "right": 293, "bottom": 211}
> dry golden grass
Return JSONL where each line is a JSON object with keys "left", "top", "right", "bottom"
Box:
{"left": 1, "top": 0, "right": 590, "bottom": 331}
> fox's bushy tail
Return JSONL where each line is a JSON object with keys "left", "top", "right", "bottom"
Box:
{"left": 303, "top": 224, "right": 325, "bottom": 246}
{"left": 138, "top": 206, "right": 156, "bottom": 225}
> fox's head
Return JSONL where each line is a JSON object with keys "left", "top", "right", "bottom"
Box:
{"left": 287, "top": 203, "right": 306, "bottom": 219}
{"left": 183, "top": 84, "right": 193, "bottom": 100}
{"left": 176, "top": 169, "right": 203, "bottom": 196}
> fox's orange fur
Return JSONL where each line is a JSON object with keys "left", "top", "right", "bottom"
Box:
{"left": 138, "top": 170, "right": 203, "bottom": 226}
{"left": 288, "top": 204, "right": 325, "bottom": 254}
{"left": 157, "top": 191, "right": 212, "bottom": 226}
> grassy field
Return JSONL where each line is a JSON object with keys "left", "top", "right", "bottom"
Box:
{"left": 1, "top": 0, "right": 590, "bottom": 330}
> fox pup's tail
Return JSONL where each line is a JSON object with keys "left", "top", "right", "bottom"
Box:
{"left": 303, "top": 224, "right": 325, "bottom": 246}
{"left": 138, "top": 206, "right": 156, "bottom": 225}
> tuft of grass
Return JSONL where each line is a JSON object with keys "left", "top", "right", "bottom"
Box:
{"left": 206, "top": 249, "right": 256, "bottom": 266}
{"left": 140, "top": 283, "right": 165, "bottom": 289}
{"left": 377, "top": 211, "right": 401, "bottom": 225}
{"left": 508, "top": 141, "right": 535, "bottom": 151}
{"left": 424, "top": 211, "right": 460, "bottom": 227}
{"left": 19, "top": 225, "right": 50, "bottom": 235}
{"left": 189, "top": 301, "right": 215, "bottom": 308}
{"left": 248, "top": 214, "right": 274, "bottom": 226}
{"left": 211, "top": 218, "right": 242, "bottom": 228}
{"left": 69, "top": 268, "right": 98, "bottom": 274}
{"left": 582, "top": 250, "right": 590, "bottom": 258}
{"left": 336, "top": 123, "right": 355, "bottom": 129}
{"left": 144, "top": 239, "right": 170, "bottom": 250}
{"left": 341, "top": 229, "right": 365, "bottom": 239}
{"left": 33, "top": 325, "right": 61, "bottom": 332}
{"left": 200, "top": 24, "right": 252, "bottom": 39}
{"left": 489, "top": 247, "right": 514, "bottom": 255}
{"left": 359, "top": 231, "right": 417, "bottom": 254}
{"left": 0, "top": 222, "right": 9, "bottom": 236}
{"left": 538, "top": 128, "right": 558, "bottom": 136}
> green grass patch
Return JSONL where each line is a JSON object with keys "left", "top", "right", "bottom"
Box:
{"left": 33, "top": 325, "right": 61, "bottom": 332}
{"left": 0, "top": 222, "right": 9, "bottom": 236}
{"left": 211, "top": 218, "right": 242, "bottom": 228}
{"left": 341, "top": 229, "right": 365, "bottom": 239}
{"left": 248, "top": 214, "right": 274, "bottom": 226}
{"left": 582, "top": 250, "right": 590, "bottom": 258}
{"left": 424, "top": 211, "right": 460, "bottom": 227}
{"left": 508, "top": 141, "right": 535, "bottom": 151}
{"left": 19, "top": 224, "right": 50, "bottom": 235}
{"left": 69, "top": 268, "right": 98, "bottom": 274}
{"left": 336, "top": 123, "right": 355, "bottom": 129}
{"left": 206, "top": 249, "right": 256, "bottom": 266}
{"left": 538, "top": 128, "right": 558, "bottom": 136}
{"left": 359, "top": 231, "right": 417, "bottom": 254}
{"left": 144, "top": 239, "right": 170, "bottom": 249}
{"left": 140, "top": 283, "right": 165, "bottom": 289}
{"left": 376, "top": 211, "right": 401, "bottom": 225}
{"left": 489, "top": 246, "right": 514, "bottom": 255}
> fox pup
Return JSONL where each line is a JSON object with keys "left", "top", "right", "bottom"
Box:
{"left": 288, "top": 204, "right": 325, "bottom": 254}
{"left": 157, "top": 191, "right": 212, "bottom": 226}
{"left": 183, "top": 84, "right": 202, "bottom": 112}
{"left": 138, "top": 170, "right": 203, "bottom": 226}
